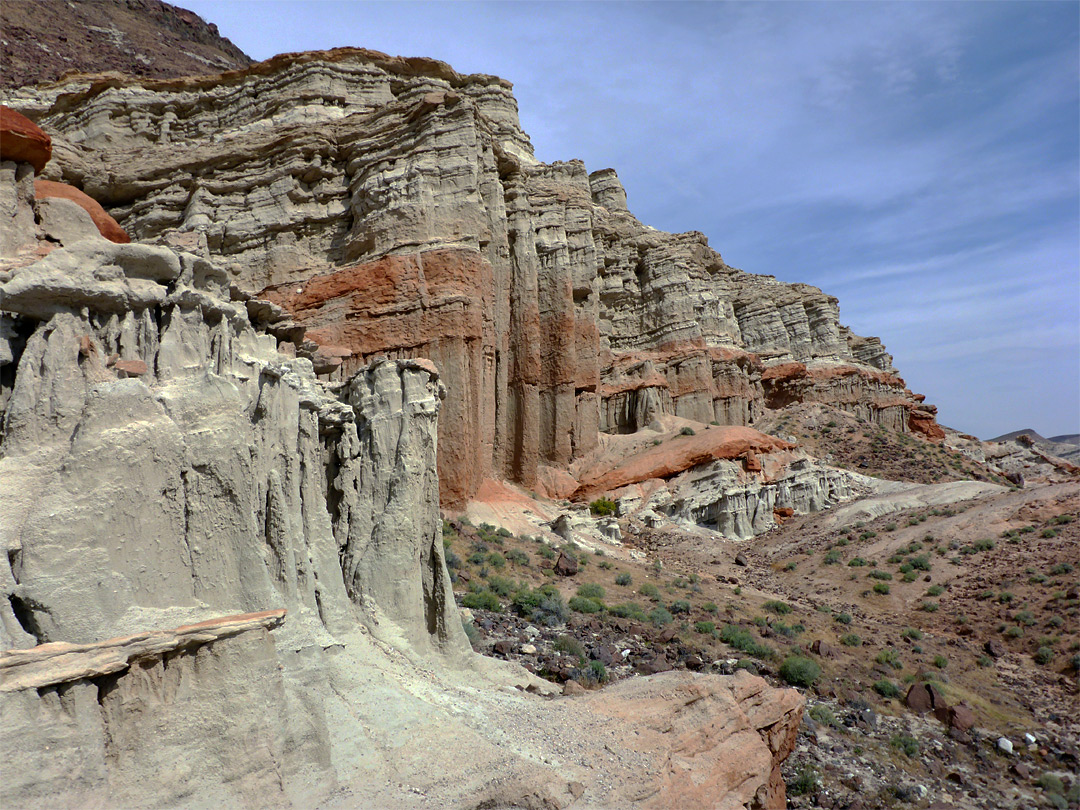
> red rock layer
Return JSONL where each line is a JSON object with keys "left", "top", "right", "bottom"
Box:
{"left": 0, "top": 105, "right": 51, "bottom": 174}
{"left": 261, "top": 248, "right": 494, "bottom": 506}
{"left": 34, "top": 179, "right": 131, "bottom": 243}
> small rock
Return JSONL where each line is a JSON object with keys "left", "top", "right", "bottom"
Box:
{"left": 811, "top": 639, "right": 839, "bottom": 659}
{"left": 567, "top": 781, "right": 585, "bottom": 799}
{"left": 521, "top": 643, "right": 537, "bottom": 655}
{"left": 734, "top": 552, "right": 749, "bottom": 567}
{"left": 493, "top": 640, "right": 514, "bottom": 656}
{"left": 997, "top": 737, "right": 1013, "bottom": 755}
{"left": 1024, "top": 733, "right": 1037, "bottom": 746}
{"left": 949, "top": 703, "right": 976, "bottom": 732}
{"left": 984, "top": 639, "right": 1006, "bottom": 658}
{"left": 1010, "top": 761, "right": 1032, "bottom": 780}
{"left": 562, "top": 680, "right": 585, "bottom": 696}
{"left": 459, "top": 608, "right": 474, "bottom": 623}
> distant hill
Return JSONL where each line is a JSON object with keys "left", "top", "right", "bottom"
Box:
{"left": 1, "top": 0, "right": 251, "bottom": 89}
{"left": 989, "top": 428, "right": 1080, "bottom": 464}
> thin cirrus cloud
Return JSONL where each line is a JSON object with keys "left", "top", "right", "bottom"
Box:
{"left": 180, "top": 0, "right": 1078, "bottom": 438}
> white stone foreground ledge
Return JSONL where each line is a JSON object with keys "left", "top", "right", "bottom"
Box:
{"left": 0, "top": 608, "right": 286, "bottom": 692}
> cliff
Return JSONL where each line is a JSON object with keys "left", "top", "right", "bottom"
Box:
{"left": 1, "top": 107, "right": 804, "bottom": 810}
{"left": 3, "top": 47, "right": 943, "bottom": 508}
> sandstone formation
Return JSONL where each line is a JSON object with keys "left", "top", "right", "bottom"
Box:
{"left": 0, "top": 127, "right": 804, "bottom": 810}
{"left": 33, "top": 178, "right": 131, "bottom": 242}
{"left": 0, "top": 104, "right": 51, "bottom": 173}
{"left": 3, "top": 47, "right": 942, "bottom": 509}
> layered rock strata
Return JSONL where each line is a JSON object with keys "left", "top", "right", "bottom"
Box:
{"left": 0, "top": 136, "right": 804, "bottom": 810}
{"left": 4, "top": 48, "right": 942, "bottom": 507}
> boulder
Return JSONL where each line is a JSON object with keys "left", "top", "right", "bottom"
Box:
{"left": 34, "top": 179, "right": 130, "bottom": 243}
{"left": 0, "top": 105, "right": 51, "bottom": 174}
{"left": 554, "top": 551, "right": 579, "bottom": 576}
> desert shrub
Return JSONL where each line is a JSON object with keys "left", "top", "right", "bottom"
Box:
{"left": 720, "top": 625, "right": 774, "bottom": 659}
{"left": 840, "top": 633, "right": 862, "bottom": 647}
{"left": 977, "top": 655, "right": 993, "bottom": 667}
{"left": 926, "top": 585, "right": 944, "bottom": 597}
{"left": 505, "top": 549, "right": 530, "bottom": 566}
{"left": 1015, "top": 610, "right": 1036, "bottom": 626}
{"left": 919, "top": 602, "right": 939, "bottom": 612}
{"left": 1041, "top": 528, "right": 1059, "bottom": 538}
{"left": 615, "top": 572, "right": 632, "bottom": 587}
{"left": 569, "top": 596, "right": 603, "bottom": 614}
{"left": 462, "top": 620, "right": 480, "bottom": 647}
{"left": 648, "top": 607, "right": 673, "bottom": 627}
{"left": 876, "top": 648, "right": 902, "bottom": 669}
{"left": 933, "top": 655, "right": 948, "bottom": 669}
{"left": 589, "top": 497, "right": 618, "bottom": 517}
{"left": 779, "top": 656, "right": 821, "bottom": 687}
{"left": 1049, "top": 616, "right": 1064, "bottom": 628}
{"left": 487, "top": 576, "right": 516, "bottom": 597}
{"left": 873, "top": 583, "right": 890, "bottom": 595}
{"left": 869, "top": 570, "right": 893, "bottom": 580}
{"left": 487, "top": 552, "right": 506, "bottom": 569}
{"left": 973, "top": 538, "right": 995, "bottom": 552}
{"left": 680, "top": 427, "right": 696, "bottom": 436}
{"left": 808, "top": 704, "right": 841, "bottom": 728}
{"left": 901, "top": 628, "right": 922, "bottom": 640}
{"left": 1050, "top": 562, "right": 1075, "bottom": 575}
{"left": 858, "top": 532, "right": 876, "bottom": 541}
{"left": 823, "top": 549, "right": 841, "bottom": 565}
{"left": 891, "top": 734, "right": 919, "bottom": 757}
{"left": 670, "top": 599, "right": 691, "bottom": 614}
{"left": 608, "top": 602, "right": 648, "bottom": 621}
{"left": 513, "top": 585, "right": 568, "bottom": 626}
{"left": 909, "top": 554, "right": 932, "bottom": 571}
{"left": 597, "top": 559, "right": 613, "bottom": 569}
{"left": 787, "top": 763, "right": 820, "bottom": 797}
{"left": 538, "top": 545, "right": 557, "bottom": 560}
{"left": 553, "top": 634, "right": 585, "bottom": 658}
{"left": 467, "top": 550, "right": 488, "bottom": 565}
{"left": 834, "top": 612, "right": 852, "bottom": 625}
{"left": 848, "top": 557, "right": 868, "bottom": 567}
{"left": 976, "top": 589, "right": 995, "bottom": 601}
{"left": 1004, "top": 625, "right": 1024, "bottom": 638}
{"left": 577, "top": 583, "right": 605, "bottom": 600}
{"left": 1038, "top": 774, "right": 1066, "bottom": 795}
{"left": 462, "top": 590, "right": 502, "bottom": 612}
{"left": 1050, "top": 514, "right": 1074, "bottom": 525}
{"left": 783, "top": 561, "right": 798, "bottom": 571}
{"left": 445, "top": 549, "right": 462, "bottom": 569}
{"left": 703, "top": 602, "right": 718, "bottom": 614}
{"left": 763, "top": 600, "right": 793, "bottom": 615}
{"left": 873, "top": 679, "right": 901, "bottom": 698}
{"left": 695, "top": 620, "right": 716, "bottom": 635}
{"left": 885, "top": 523, "right": 897, "bottom": 532}
{"left": 639, "top": 583, "right": 660, "bottom": 600}
{"left": 901, "top": 571, "right": 919, "bottom": 582}
{"left": 1034, "top": 646, "right": 1054, "bottom": 665}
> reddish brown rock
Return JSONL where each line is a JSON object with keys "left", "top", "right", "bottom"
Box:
{"left": 947, "top": 703, "right": 976, "bottom": 732}
{"left": 0, "top": 105, "right": 51, "bottom": 174}
{"left": 554, "top": 551, "right": 579, "bottom": 576}
{"left": 810, "top": 639, "right": 838, "bottom": 659}
{"left": 114, "top": 359, "right": 148, "bottom": 377}
{"left": 905, "top": 682, "right": 945, "bottom": 714}
{"left": 33, "top": 179, "right": 130, "bottom": 243}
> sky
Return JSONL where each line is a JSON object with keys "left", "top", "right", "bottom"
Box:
{"left": 181, "top": 0, "right": 1079, "bottom": 440}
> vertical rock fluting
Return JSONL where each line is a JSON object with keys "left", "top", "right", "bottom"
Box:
{"left": 3, "top": 48, "right": 941, "bottom": 507}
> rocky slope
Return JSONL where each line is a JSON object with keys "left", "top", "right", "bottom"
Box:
{"left": 3, "top": 46, "right": 943, "bottom": 510}
{"left": 0, "top": 0, "right": 251, "bottom": 89}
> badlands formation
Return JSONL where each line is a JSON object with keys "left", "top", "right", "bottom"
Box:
{"left": 1, "top": 8, "right": 1077, "bottom": 810}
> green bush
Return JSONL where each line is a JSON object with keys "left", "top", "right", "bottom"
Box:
{"left": 932, "top": 655, "right": 948, "bottom": 669}
{"left": 462, "top": 590, "right": 502, "bottom": 612}
{"left": 1015, "top": 610, "right": 1036, "bottom": 626}
{"left": 670, "top": 599, "right": 691, "bottom": 614}
{"left": 875, "top": 648, "right": 902, "bottom": 669}
{"left": 615, "top": 572, "right": 632, "bottom": 587}
{"left": 695, "top": 620, "right": 716, "bottom": 635}
{"left": 1050, "top": 562, "right": 1074, "bottom": 575}
{"left": 639, "top": 583, "right": 660, "bottom": 600}
{"left": 977, "top": 655, "right": 993, "bottom": 668}
{"left": 589, "top": 497, "right": 618, "bottom": 517}
{"left": 763, "top": 600, "right": 793, "bottom": 615}
{"left": 608, "top": 602, "right": 648, "bottom": 621}
{"left": 840, "top": 633, "right": 862, "bottom": 647}
{"left": 487, "top": 552, "right": 506, "bottom": 569}
{"left": 505, "top": 549, "right": 530, "bottom": 566}
{"left": 873, "top": 582, "right": 890, "bottom": 595}
{"left": 808, "top": 704, "right": 841, "bottom": 728}
{"left": 648, "top": 607, "right": 674, "bottom": 627}
{"left": 919, "top": 601, "right": 939, "bottom": 612}
{"left": 926, "top": 584, "right": 944, "bottom": 596}
{"left": 834, "top": 612, "right": 852, "bottom": 625}
{"left": 909, "top": 554, "right": 932, "bottom": 571}
{"left": 873, "top": 679, "right": 901, "bottom": 698}
{"left": 487, "top": 576, "right": 516, "bottom": 597}
{"left": 779, "top": 656, "right": 821, "bottom": 687}
{"left": 1034, "top": 646, "right": 1054, "bottom": 665}
{"left": 786, "top": 764, "right": 820, "bottom": 797}
{"left": 513, "top": 584, "right": 568, "bottom": 626}
{"left": 553, "top": 634, "right": 585, "bottom": 659}
{"left": 680, "top": 427, "right": 696, "bottom": 436}
{"left": 577, "top": 583, "right": 606, "bottom": 600}
{"left": 569, "top": 596, "right": 603, "bottom": 614}
{"left": 890, "top": 734, "right": 919, "bottom": 757}
{"left": 848, "top": 557, "right": 868, "bottom": 567}
{"left": 869, "top": 570, "right": 893, "bottom": 580}
{"left": 703, "top": 602, "right": 718, "bottom": 614}
{"left": 901, "top": 627, "right": 922, "bottom": 640}
{"left": 823, "top": 550, "right": 841, "bottom": 565}
{"left": 1004, "top": 625, "right": 1024, "bottom": 638}
{"left": 720, "top": 625, "right": 774, "bottom": 659}
{"left": 462, "top": 619, "right": 480, "bottom": 647}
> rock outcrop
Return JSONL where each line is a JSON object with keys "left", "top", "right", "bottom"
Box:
{"left": 0, "top": 126, "right": 804, "bottom": 810}
{"left": 3, "top": 48, "right": 941, "bottom": 507}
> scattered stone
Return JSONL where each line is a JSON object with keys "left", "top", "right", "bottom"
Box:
{"left": 984, "top": 639, "right": 1006, "bottom": 658}
{"left": 810, "top": 639, "right": 838, "bottom": 659}
{"left": 562, "top": 680, "right": 585, "bottom": 696}
{"left": 521, "top": 643, "right": 537, "bottom": 655}
{"left": 734, "top": 552, "right": 749, "bottom": 567}
{"left": 997, "top": 737, "right": 1013, "bottom": 755}
{"left": 554, "top": 551, "right": 579, "bottom": 576}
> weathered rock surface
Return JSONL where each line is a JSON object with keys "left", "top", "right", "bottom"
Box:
{"left": 3, "top": 48, "right": 941, "bottom": 507}
{"left": 34, "top": 178, "right": 131, "bottom": 242}
{"left": 0, "top": 104, "right": 51, "bottom": 173}
{"left": 0, "top": 149, "right": 804, "bottom": 810}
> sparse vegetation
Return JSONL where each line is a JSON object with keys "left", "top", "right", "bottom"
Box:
{"left": 779, "top": 656, "right": 821, "bottom": 687}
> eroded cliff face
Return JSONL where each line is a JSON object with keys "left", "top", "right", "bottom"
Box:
{"left": 0, "top": 121, "right": 804, "bottom": 810}
{"left": 4, "top": 48, "right": 942, "bottom": 507}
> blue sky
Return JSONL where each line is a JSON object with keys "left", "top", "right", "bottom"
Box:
{"left": 182, "top": 1, "right": 1079, "bottom": 439}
